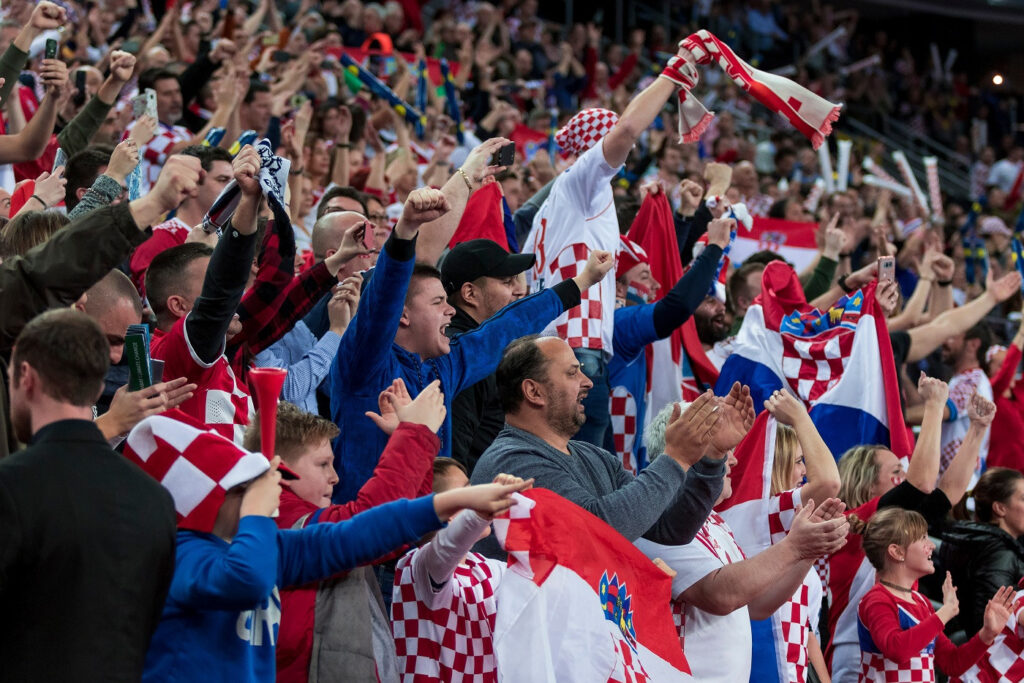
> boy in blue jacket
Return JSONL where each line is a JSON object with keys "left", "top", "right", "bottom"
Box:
{"left": 125, "top": 411, "right": 530, "bottom": 683}
{"left": 331, "top": 187, "right": 615, "bottom": 503}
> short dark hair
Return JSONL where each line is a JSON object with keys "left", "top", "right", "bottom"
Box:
{"left": 726, "top": 261, "right": 765, "bottom": 314}
{"left": 615, "top": 195, "right": 640, "bottom": 235}
{"left": 496, "top": 334, "right": 549, "bottom": 413}
{"left": 406, "top": 263, "right": 443, "bottom": 305}
{"left": 0, "top": 211, "right": 70, "bottom": 258}
{"left": 65, "top": 145, "right": 115, "bottom": 209}
{"left": 138, "top": 68, "right": 180, "bottom": 93}
{"left": 12, "top": 309, "right": 109, "bottom": 406}
{"left": 145, "top": 243, "right": 214, "bottom": 321}
{"left": 180, "top": 145, "right": 233, "bottom": 172}
{"left": 965, "top": 322, "right": 993, "bottom": 372}
{"left": 432, "top": 457, "right": 468, "bottom": 492}
{"left": 317, "top": 185, "right": 368, "bottom": 219}
{"left": 742, "top": 250, "right": 788, "bottom": 267}
{"left": 244, "top": 80, "right": 270, "bottom": 104}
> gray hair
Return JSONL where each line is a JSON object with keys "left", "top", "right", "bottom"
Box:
{"left": 644, "top": 401, "right": 691, "bottom": 461}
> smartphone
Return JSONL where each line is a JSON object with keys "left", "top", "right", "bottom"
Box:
{"left": 289, "top": 93, "right": 308, "bottom": 110}
{"left": 132, "top": 89, "right": 158, "bottom": 119}
{"left": 261, "top": 34, "right": 279, "bottom": 47}
{"left": 878, "top": 256, "right": 896, "bottom": 282}
{"left": 44, "top": 38, "right": 58, "bottom": 60}
{"left": 73, "top": 69, "right": 87, "bottom": 106}
{"left": 491, "top": 143, "right": 515, "bottom": 167}
{"left": 271, "top": 50, "right": 292, "bottom": 63}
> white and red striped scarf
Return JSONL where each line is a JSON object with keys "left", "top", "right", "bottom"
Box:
{"left": 670, "top": 30, "right": 841, "bottom": 150}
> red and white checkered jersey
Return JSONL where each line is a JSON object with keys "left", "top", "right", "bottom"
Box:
{"left": 635, "top": 514, "right": 751, "bottom": 683}
{"left": 940, "top": 368, "right": 992, "bottom": 475}
{"left": 522, "top": 140, "right": 622, "bottom": 356}
{"left": 775, "top": 569, "right": 823, "bottom": 683}
{"left": 860, "top": 650, "right": 936, "bottom": 683}
{"left": 743, "top": 192, "right": 775, "bottom": 218}
{"left": 952, "top": 592, "right": 1024, "bottom": 683}
{"left": 392, "top": 550, "right": 504, "bottom": 682}
{"left": 610, "top": 385, "right": 639, "bottom": 473}
{"left": 126, "top": 120, "right": 192, "bottom": 193}
{"left": 150, "top": 316, "right": 254, "bottom": 444}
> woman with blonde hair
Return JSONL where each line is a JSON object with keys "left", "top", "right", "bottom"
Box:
{"left": 856, "top": 507, "right": 1014, "bottom": 682}
{"left": 825, "top": 377, "right": 994, "bottom": 683}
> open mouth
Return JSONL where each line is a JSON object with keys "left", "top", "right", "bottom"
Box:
{"left": 439, "top": 323, "right": 449, "bottom": 335}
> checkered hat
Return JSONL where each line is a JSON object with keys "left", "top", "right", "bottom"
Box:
{"left": 555, "top": 108, "right": 619, "bottom": 157}
{"left": 616, "top": 236, "right": 650, "bottom": 280}
{"left": 124, "top": 410, "right": 288, "bottom": 533}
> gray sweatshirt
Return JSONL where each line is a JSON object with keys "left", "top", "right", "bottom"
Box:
{"left": 470, "top": 425, "right": 725, "bottom": 559}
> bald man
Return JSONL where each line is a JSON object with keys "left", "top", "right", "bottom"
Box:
{"left": 75, "top": 270, "right": 196, "bottom": 440}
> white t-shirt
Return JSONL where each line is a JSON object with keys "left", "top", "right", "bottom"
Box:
{"left": 522, "top": 141, "right": 622, "bottom": 357}
{"left": 635, "top": 513, "right": 751, "bottom": 683}
{"left": 940, "top": 367, "right": 992, "bottom": 477}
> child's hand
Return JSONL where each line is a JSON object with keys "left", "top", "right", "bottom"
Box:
{"left": 937, "top": 572, "right": 960, "bottom": 623}
{"left": 240, "top": 456, "right": 283, "bottom": 518}
{"left": 364, "top": 378, "right": 413, "bottom": 436}
{"left": 979, "top": 586, "right": 1016, "bottom": 644}
{"left": 492, "top": 473, "right": 531, "bottom": 489}
{"left": 433, "top": 478, "right": 535, "bottom": 521}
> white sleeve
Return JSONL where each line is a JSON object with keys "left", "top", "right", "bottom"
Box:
{"left": 559, "top": 142, "right": 622, "bottom": 217}
{"left": 409, "top": 510, "right": 491, "bottom": 609}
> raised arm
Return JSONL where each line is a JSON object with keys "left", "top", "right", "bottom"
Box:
{"left": 184, "top": 146, "right": 262, "bottom": 364}
{"left": 0, "top": 2, "right": 65, "bottom": 105}
{"left": 414, "top": 137, "right": 509, "bottom": 266}
{"left": 903, "top": 376, "right": 949, "bottom": 492}
{"left": 764, "top": 390, "right": 842, "bottom": 504}
{"left": 0, "top": 59, "right": 65, "bottom": 164}
{"left": 906, "top": 271, "right": 1021, "bottom": 363}
{"left": 937, "top": 393, "right": 994, "bottom": 504}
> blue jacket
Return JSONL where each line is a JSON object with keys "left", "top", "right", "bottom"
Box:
{"left": 142, "top": 496, "right": 440, "bottom": 683}
{"left": 330, "top": 233, "right": 581, "bottom": 503}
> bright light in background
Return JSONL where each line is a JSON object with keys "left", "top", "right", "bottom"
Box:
{"left": 993, "top": 74, "right": 1004, "bottom": 85}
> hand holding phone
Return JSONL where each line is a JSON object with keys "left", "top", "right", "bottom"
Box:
{"left": 877, "top": 256, "right": 895, "bottom": 282}
{"left": 490, "top": 143, "right": 515, "bottom": 168}
{"left": 44, "top": 39, "right": 58, "bottom": 61}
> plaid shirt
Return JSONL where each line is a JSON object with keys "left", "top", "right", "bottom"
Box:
{"left": 228, "top": 219, "right": 336, "bottom": 378}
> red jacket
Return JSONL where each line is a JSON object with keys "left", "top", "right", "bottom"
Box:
{"left": 274, "top": 422, "right": 439, "bottom": 683}
{"left": 987, "top": 344, "right": 1024, "bottom": 471}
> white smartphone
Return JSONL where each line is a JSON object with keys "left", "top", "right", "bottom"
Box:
{"left": 132, "top": 88, "right": 158, "bottom": 120}
{"left": 878, "top": 256, "right": 896, "bottom": 282}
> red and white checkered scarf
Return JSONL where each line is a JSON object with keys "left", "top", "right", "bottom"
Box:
{"left": 670, "top": 30, "right": 841, "bottom": 150}
{"left": 555, "top": 108, "right": 619, "bottom": 157}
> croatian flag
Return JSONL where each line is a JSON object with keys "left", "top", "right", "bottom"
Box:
{"left": 716, "top": 412, "right": 823, "bottom": 683}
{"left": 716, "top": 262, "right": 913, "bottom": 459}
{"left": 729, "top": 217, "right": 820, "bottom": 273}
{"left": 493, "top": 489, "right": 692, "bottom": 682}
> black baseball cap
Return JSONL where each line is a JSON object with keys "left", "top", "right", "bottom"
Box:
{"left": 440, "top": 239, "right": 536, "bottom": 295}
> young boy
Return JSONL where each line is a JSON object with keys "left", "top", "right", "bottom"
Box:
{"left": 126, "top": 411, "right": 529, "bottom": 683}
{"left": 391, "top": 458, "right": 526, "bottom": 682}
{"left": 243, "top": 381, "right": 445, "bottom": 682}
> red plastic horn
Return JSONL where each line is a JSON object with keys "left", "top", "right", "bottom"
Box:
{"left": 248, "top": 368, "right": 287, "bottom": 458}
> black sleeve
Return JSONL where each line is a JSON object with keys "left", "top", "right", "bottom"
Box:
{"left": 877, "top": 480, "right": 928, "bottom": 511}
{"left": 450, "top": 384, "right": 482, "bottom": 472}
{"left": 186, "top": 227, "right": 259, "bottom": 364}
{"left": 678, "top": 202, "right": 713, "bottom": 268}
{"left": 642, "top": 457, "right": 726, "bottom": 545}
{"left": 652, "top": 244, "right": 723, "bottom": 338}
{"left": 916, "top": 489, "right": 953, "bottom": 526}
{"left": 550, "top": 278, "right": 582, "bottom": 311}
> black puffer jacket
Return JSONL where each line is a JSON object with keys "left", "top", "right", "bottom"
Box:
{"left": 937, "top": 521, "right": 1024, "bottom": 636}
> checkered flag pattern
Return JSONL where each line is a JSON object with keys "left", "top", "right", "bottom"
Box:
{"left": 610, "top": 387, "right": 639, "bottom": 474}
{"left": 671, "top": 600, "right": 686, "bottom": 651}
{"left": 555, "top": 108, "right": 619, "bottom": 157}
{"left": 392, "top": 551, "right": 503, "bottom": 682}
{"left": 780, "top": 584, "right": 812, "bottom": 683}
{"left": 954, "top": 592, "right": 1024, "bottom": 683}
{"left": 551, "top": 243, "right": 605, "bottom": 350}
{"left": 767, "top": 488, "right": 800, "bottom": 545}
{"left": 780, "top": 330, "right": 854, "bottom": 404}
{"left": 609, "top": 636, "right": 652, "bottom": 683}
{"left": 860, "top": 652, "right": 936, "bottom": 683}
{"left": 124, "top": 411, "right": 272, "bottom": 533}
{"left": 814, "top": 557, "right": 830, "bottom": 598}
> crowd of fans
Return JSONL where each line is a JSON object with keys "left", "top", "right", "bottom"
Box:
{"left": 0, "top": 0, "right": 1023, "bottom": 681}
